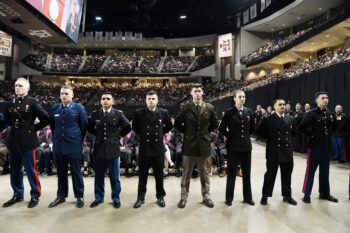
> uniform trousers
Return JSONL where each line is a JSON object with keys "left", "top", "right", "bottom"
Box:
{"left": 262, "top": 159, "right": 293, "bottom": 198}
{"left": 302, "top": 148, "right": 330, "bottom": 197}
{"left": 226, "top": 150, "right": 252, "bottom": 202}
{"left": 137, "top": 155, "right": 165, "bottom": 200}
{"left": 55, "top": 155, "right": 84, "bottom": 199}
{"left": 9, "top": 149, "right": 41, "bottom": 199}
{"left": 181, "top": 155, "right": 210, "bottom": 201}
{"left": 94, "top": 157, "right": 121, "bottom": 202}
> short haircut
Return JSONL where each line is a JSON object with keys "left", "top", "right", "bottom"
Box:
{"left": 273, "top": 98, "right": 285, "bottom": 105}
{"left": 191, "top": 83, "right": 203, "bottom": 90}
{"left": 146, "top": 90, "right": 157, "bottom": 96}
{"left": 101, "top": 91, "right": 113, "bottom": 98}
{"left": 315, "top": 91, "right": 328, "bottom": 99}
{"left": 15, "top": 77, "right": 30, "bottom": 88}
{"left": 233, "top": 90, "right": 245, "bottom": 98}
{"left": 61, "top": 85, "right": 74, "bottom": 91}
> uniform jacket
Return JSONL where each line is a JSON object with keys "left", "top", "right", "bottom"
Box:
{"left": 132, "top": 107, "right": 172, "bottom": 157}
{"left": 219, "top": 106, "right": 254, "bottom": 152}
{"left": 5, "top": 96, "right": 50, "bottom": 154}
{"left": 332, "top": 113, "right": 350, "bottom": 138}
{"left": 174, "top": 101, "right": 218, "bottom": 158}
{"left": 88, "top": 108, "right": 131, "bottom": 160}
{"left": 299, "top": 108, "right": 336, "bottom": 152}
{"left": 257, "top": 113, "right": 296, "bottom": 163}
{"left": 50, "top": 102, "right": 88, "bottom": 157}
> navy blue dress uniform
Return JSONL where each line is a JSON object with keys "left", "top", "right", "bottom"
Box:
{"left": 219, "top": 106, "right": 255, "bottom": 205}
{"left": 88, "top": 108, "right": 131, "bottom": 206}
{"left": 4, "top": 96, "right": 50, "bottom": 206}
{"left": 132, "top": 107, "right": 172, "bottom": 202}
{"left": 257, "top": 113, "right": 296, "bottom": 203}
{"left": 331, "top": 112, "right": 349, "bottom": 162}
{"left": 299, "top": 107, "right": 337, "bottom": 201}
{"left": 50, "top": 101, "right": 88, "bottom": 201}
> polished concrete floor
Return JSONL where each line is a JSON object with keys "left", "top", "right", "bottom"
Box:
{"left": 0, "top": 142, "right": 349, "bottom": 233}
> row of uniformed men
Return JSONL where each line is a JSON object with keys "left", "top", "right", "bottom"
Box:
{"left": 0, "top": 78, "right": 348, "bottom": 209}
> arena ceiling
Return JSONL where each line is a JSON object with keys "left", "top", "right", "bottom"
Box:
{"left": 84, "top": 0, "right": 293, "bottom": 38}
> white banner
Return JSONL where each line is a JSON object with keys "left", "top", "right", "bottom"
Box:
{"left": 0, "top": 31, "right": 12, "bottom": 57}
{"left": 218, "top": 33, "right": 232, "bottom": 58}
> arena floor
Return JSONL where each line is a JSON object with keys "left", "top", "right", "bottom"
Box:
{"left": 0, "top": 142, "right": 349, "bottom": 233}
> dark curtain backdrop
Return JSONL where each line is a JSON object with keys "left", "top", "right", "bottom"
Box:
{"left": 244, "top": 61, "right": 350, "bottom": 114}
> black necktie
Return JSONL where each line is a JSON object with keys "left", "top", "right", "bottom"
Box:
{"left": 196, "top": 105, "right": 201, "bottom": 113}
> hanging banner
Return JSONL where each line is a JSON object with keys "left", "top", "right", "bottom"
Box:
{"left": 0, "top": 31, "right": 12, "bottom": 57}
{"left": 218, "top": 33, "right": 232, "bottom": 58}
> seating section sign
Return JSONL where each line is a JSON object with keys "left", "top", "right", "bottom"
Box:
{"left": 0, "top": 31, "right": 12, "bottom": 57}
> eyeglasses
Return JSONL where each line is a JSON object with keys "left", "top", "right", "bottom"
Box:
{"left": 102, "top": 97, "right": 111, "bottom": 100}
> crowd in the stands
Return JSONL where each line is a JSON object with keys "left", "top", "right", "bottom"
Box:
{"left": 81, "top": 54, "right": 107, "bottom": 73}
{"left": 50, "top": 53, "right": 82, "bottom": 73}
{"left": 139, "top": 56, "right": 161, "bottom": 74}
{"left": 240, "top": 8, "right": 339, "bottom": 65}
{"left": 21, "top": 53, "right": 48, "bottom": 71}
{"left": 21, "top": 53, "right": 214, "bottom": 74}
{"left": 161, "top": 56, "right": 194, "bottom": 73}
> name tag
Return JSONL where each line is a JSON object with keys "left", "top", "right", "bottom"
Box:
{"left": 54, "top": 114, "right": 60, "bottom": 117}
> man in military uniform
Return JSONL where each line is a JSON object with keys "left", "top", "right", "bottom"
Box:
{"left": 3, "top": 77, "right": 50, "bottom": 208}
{"left": 299, "top": 91, "right": 338, "bottom": 203}
{"left": 257, "top": 99, "right": 297, "bottom": 206}
{"left": 174, "top": 84, "right": 219, "bottom": 208}
{"left": 292, "top": 103, "right": 304, "bottom": 153}
{"left": 49, "top": 85, "right": 88, "bottom": 208}
{"left": 219, "top": 90, "right": 255, "bottom": 206}
{"left": 331, "top": 105, "right": 349, "bottom": 162}
{"left": 132, "top": 90, "right": 172, "bottom": 208}
{"left": 88, "top": 92, "right": 131, "bottom": 208}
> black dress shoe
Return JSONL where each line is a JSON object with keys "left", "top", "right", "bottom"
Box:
{"left": 243, "top": 200, "right": 255, "bottom": 206}
{"left": 49, "top": 198, "right": 66, "bottom": 208}
{"left": 113, "top": 201, "right": 121, "bottom": 209}
{"left": 203, "top": 198, "right": 214, "bottom": 208}
{"left": 3, "top": 197, "right": 24, "bottom": 207}
{"left": 76, "top": 198, "right": 84, "bottom": 208}
{"left": 28, "top": 198, "right": 39, "bottom": 208}
{"left": 90, "top": 200, "right": 104, "bottom": 208}
{"left": 319, "top": 194, "right": 338, "bottom": 203}
{"left": 156, "top": 198, "right": 166, "bottom": 208}
{"left": 225, "top": 200, "right": 232, "bottom": 206}
{"left": 260, "top": 196, "right": 268, "bottom": 205}
{"left": 302, "top": 196, "right": 311, "bottom": 204}
{"left": 283, "top": 197, "right": 297, "bottom": 206}
{"left": 177, "top": 199, "right": 186, "bottom": 208}
{"left": 133, "top": 199, "right": 144, "bottom": 209}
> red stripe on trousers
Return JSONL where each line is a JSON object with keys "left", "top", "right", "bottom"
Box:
{"left": 32, "top": 149, "right": 41, "bottom": 194}
{"left": 302, "top": 147, "right": 311, "bottom": 193}
{"left": 342, "top": 141, "right": 347, "bottom": 161}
